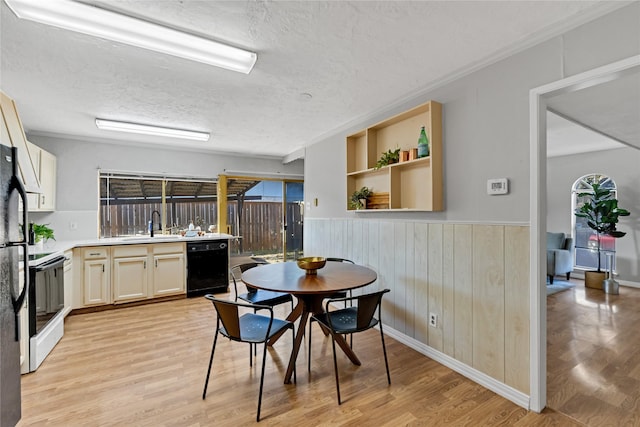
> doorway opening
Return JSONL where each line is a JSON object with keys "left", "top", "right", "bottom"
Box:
{"left": 222, "top": 176, "right": 304, "bottom": 263}
{"left": 530, "top": 55, "right": 639, "bottom": 413}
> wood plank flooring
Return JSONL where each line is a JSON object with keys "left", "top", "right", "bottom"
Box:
{"left": 19, "top": 294, "right": 581, "bottom": 426}
{"left": 547, "top": 280, "right": 640, "bottom": 427}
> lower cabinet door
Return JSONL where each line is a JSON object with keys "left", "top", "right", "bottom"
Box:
{"left": 84, "top": 259, "right": 110, "bottom": 305}
{"left": 113, "top": 256, "right": 149, "bottom": 303}
{"left": 153, "top": 253, "right": 185, "bottom": 296}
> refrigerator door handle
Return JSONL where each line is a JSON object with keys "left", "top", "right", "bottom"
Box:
{"left": 8, "top": 171, "right": 30, "bottom": 315}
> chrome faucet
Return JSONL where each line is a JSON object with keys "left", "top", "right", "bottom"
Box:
{"left": 150, "top": 210, "right": 161, "bottom": 237}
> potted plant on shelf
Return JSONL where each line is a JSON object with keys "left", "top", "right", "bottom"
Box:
{"left": 574, "top": 182, "right": 630, "bottom": 289}
{"left": 374, "top": 148, "right": 400, "bottom": 169}
{"left": 349, "top": 186, "right": 372, "bottom": 210}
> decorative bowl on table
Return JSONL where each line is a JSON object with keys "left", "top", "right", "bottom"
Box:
{"left": 296, "top": 256, "right": 326, "bottom": 275}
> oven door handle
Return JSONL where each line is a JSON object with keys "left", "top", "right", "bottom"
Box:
{"left": 34, "top": 256, "right": 66, "bottom": 272}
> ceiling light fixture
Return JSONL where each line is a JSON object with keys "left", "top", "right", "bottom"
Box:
{"left": 95, "top": 119, "right": 210, "bottom": 142}
{"left": 4, "top": 0, "right": 257, "bottom": 74}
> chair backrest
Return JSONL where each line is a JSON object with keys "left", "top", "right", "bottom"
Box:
{"left": 230, "top": 262, "right": 265, "bottom": 294}
{"left": 547, "top": 232, "right": 567, "bottom": 250}
{"left": 355, "top": 289, "right": 389, "bottom": 329}
{"left": 327, "top": 289, "right": 390, "bottom": 330}
{"left": 205, "top": 295, "right": 272, "bottom": 342}
{"left": 326, "top": 257, "right": 355, "bottom": 264}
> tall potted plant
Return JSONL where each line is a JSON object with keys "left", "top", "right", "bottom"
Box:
{"left": 574, "top": 182, "right": 630, "bottom": 289}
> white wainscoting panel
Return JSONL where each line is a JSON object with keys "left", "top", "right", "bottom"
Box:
{"left": 304, "top": 218, "right": 531, "bottom": 396}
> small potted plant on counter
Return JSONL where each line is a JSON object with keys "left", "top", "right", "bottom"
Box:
{"left": 349, "top": 186, "right": 372, "bottom": 210}
{"left": 30, "top": 223, "right": 55, "bottom": 249}
{"left": 574, "top": 181, "right": 630, "bottom": 290}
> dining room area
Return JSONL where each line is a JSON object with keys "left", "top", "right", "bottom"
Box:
{"left": 17, "top": 257, "right": 579, "bottom": 426}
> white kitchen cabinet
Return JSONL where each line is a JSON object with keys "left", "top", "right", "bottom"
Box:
{"left": 83, "top": 247, "right": 111, "bottom": 306}
{"left": 152, "top": 252, "right": 185, "bottom": 296}
{"left": 0, "top": 90, "right": 40, "bottom": 192}
{"left": 112, "top": 245, "right": 150, "bottom": 303}
{"left": 113, "top": 256, "right": 149, "bottom": 302}
{"left": 77, "top": 242, "right": 186, "bottom": 308}
{"left": 63, "top": 250, "right": 73, "bottom": 316}
{"left": 37, "top": 148, "right": 56, "bottom": 211}
{"left": 25, "top": 141, "right": 56, "bottom": 212}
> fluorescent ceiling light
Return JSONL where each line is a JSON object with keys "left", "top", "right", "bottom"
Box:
{"left": 4, "top": 0, "right": 257, "bottom": 74}
{"left": 95, "top": 119, "right": 210, "bottom": 142}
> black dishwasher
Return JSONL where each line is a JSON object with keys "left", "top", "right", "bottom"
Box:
{"left": 186, "top": 240, "right": 229, "bottom": 297}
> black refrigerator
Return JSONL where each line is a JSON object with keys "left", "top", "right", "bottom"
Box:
{"left": 1, "top": 144, "right": 29, "bottom": 427}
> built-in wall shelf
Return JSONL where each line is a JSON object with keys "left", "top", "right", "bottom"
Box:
{"left": 346, "top": 100, "right": 443, "bottom": 211}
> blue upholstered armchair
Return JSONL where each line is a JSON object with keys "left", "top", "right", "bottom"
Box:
{"left": 547, "top": 232, "right": 574, "bottom": 284}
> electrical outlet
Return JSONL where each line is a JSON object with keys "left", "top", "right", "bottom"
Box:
{"left": 429, "top": 313, "right": 438, "bottom": 327}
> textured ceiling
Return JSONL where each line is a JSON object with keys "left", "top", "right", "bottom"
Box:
{"left": 0, "top": 0, "right": 625, "bottom": 159}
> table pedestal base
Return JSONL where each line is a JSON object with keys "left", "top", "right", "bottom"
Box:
{"left": 272, "top": 294, "right": 361, "bottom": 384}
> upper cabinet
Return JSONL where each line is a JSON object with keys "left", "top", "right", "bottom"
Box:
{"left": 0, "top": 90, "right": 40, "bottom": 192}
{"left": 38, "top": 148, "right": 56, "bottom": 211}
{"left": 26, "top": 141, "right": 57, "bottom": 212}
{"left": 346, "top": 100, "right": 443, "bottom": 211}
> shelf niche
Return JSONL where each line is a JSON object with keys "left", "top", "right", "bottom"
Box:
{"left": 346, "top": 100, "right": 443, "bottom": 211}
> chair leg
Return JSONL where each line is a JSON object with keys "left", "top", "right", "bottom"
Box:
{"left": 202, "top": 331, "right": 219, "bottom": 399}
{"left": 379, "top": 324, "right": 391, "bottom": 385}
{"left": 329, "top": 331, "right": 342, "bottom": 404}
{"left": 308, "top": 319, "right": 313, "bottom": 373}
{"left": 253, "top": 309, "right": 258, "bottom": 358}
{"left": 549, "top": 275, "right": 554, "bottom": 285}
{"left": 566, "top": 272, "right": 571, "bottom": 280}
{"left": 292, "top": 326, "right": 297, "bottom": 384}
{"left": 348, "top": 290, "right": 353, "bottom": 348}
{"left": 257, "top": 341, "right": 269, "bottom": 422}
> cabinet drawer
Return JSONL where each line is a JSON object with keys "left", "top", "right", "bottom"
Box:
{"left": 153, "top": 242, "right": 185, "bottom": 255}
{"left": 83, "top": 247, "right": 109, "bottom": 260}
{"left": 112, "top": 245, "right": 148, "bottom": 258}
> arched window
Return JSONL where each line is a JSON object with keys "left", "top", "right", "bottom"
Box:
{"left": 572, "top": 173, "right": 618, "bottom": 272}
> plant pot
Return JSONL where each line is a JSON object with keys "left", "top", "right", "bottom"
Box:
{"left": 584, "top": 271, "right": 606, "bottom": 289}
{"left": 603, "top": 278, "right": 619, "bottom": 295}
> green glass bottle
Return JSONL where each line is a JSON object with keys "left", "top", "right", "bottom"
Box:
{"left": 417, "top": 126, "right": 429, "bottom": 158}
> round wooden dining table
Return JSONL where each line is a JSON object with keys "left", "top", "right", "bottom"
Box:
{"left": 242, "top": 261, "right": 377, "bottom": 384}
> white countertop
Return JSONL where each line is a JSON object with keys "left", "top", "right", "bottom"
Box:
{"left": 28, "top": 233, "right": 235, "bottom": 266}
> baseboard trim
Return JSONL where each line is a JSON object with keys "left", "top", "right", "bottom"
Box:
{"left": 382, "top": 324, "right": 531, "bottom": 410}
{"left": 618, "top": 279, "right": 640, "bottom": 289}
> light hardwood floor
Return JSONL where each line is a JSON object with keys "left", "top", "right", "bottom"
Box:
{"left": 19, "top": 294, "right": 580, "bottom": 426}
{"left": 547, "top": 280, "right": 640, "bottom": 427}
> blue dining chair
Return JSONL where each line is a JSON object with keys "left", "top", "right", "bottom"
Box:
{"left": 232, "top": 262, "right": 294, "bottom": 311}
{"left": 231, "top": 262, "right": 294, "bottom": 359}
{"left": 202, "top": 296, "right": 296, "bottom": 422}
{"left": 308, "top": 289, "right": 391, "bottom": 404}
{"left": 309, "top": 258, "right": 356, "bottom": 346}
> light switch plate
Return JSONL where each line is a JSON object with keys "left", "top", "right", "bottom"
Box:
{"left": 487, "top": 178, "right": 509, "bottom": 195}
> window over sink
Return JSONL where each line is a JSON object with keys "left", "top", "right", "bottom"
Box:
{"left": 99, "top": 171, "right": 219, "bottom": 238}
